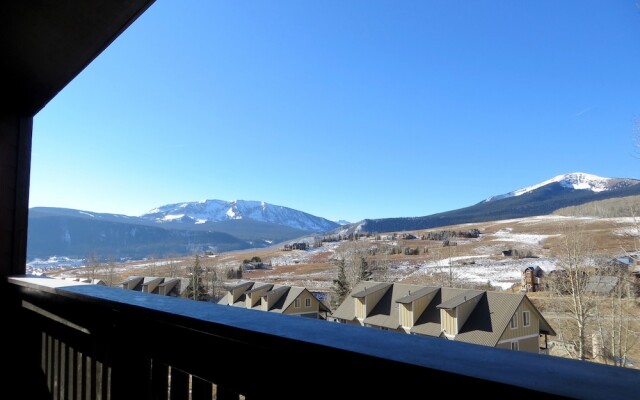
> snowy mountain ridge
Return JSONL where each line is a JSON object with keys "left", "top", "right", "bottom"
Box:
{"left": 140, "top": 199, "right": 339, "bottom": 232}
{"left": 483, "top": 172, "right": 638, "bottom": 202}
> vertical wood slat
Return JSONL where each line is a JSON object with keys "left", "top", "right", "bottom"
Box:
{"left": 169, "top": 367, "right": 189, "bottom": 400}
{"left": 77, "top": 352, "right": 84, "bottom": 400}
{"left": 191, "top": 376, "right": 212, "bottom": 400}
{"left": 151, "top": 360, "right": 169, "bottom": 400}
{"left": 68, "top": 346, "right": 76, "bottom": 400}
{"left": 96, "top": 361, "right": 103, "bottom": 400}
{"left": 60, "top": 342, "right": 66, "bottom": 400}
{"left": 53, "top": 338, "right": 59, "bottom": 400}
{"left": 47, "top": 334, "right": 53, "bottom": 392}
{"left": 86, "top": 355, "right": 95, "bottom": 400}
{"left": 41, "top": 332, "right": 46, "bottom": 375}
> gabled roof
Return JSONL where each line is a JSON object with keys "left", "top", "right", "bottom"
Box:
{"left": 157, "top": 278, "right": 180, "bottom": 295}
{"left": 363, "top": 283, "right": 424, "bottom": 330}
{"left": 410, "top": 288, "right": 467, "bottom": 337}
{"left": 334, "top": 282, "right": 556, "bottom": 348}
{"left": 436, "top": 290, "right": 484, "bottom": 309}
{"left": 351, "top": 282, "right": 392, "bottom": 298}
{"left": 396, "top": 286, "right": 439, "bottom": 304}
{"left": 273, "top": 287, "right": 305, "bottom": 313}
{"left": 453, "top": 292, "right": 523, "bottom": 347}
{"left": 228, "top": 281, "right": 255, "bottom": 292}
{"left": 263, "top": 285, "right": 290, "bottom": 298}
{"left": 245, "top": 283, "right": 273, "bottom": 294}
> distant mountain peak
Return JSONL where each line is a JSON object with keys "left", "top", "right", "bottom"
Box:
{"left": 140, "top": 199, "right": 338, "bottom": 232}
{"left": 484, "top": 172, "right": 635, "bottom": 202}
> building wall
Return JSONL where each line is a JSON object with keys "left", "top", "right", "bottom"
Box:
{"left": 355, "top": 298, "right": 366, "bottom": 319}
{"left": 519, "top": 336, "right": 539, "bottom": 353}
{"left": 441, "top": 309, "right": 457, "bottom": 336}
{"left": 456, "top": 295, "right": 482, "bottom": 330}
{"left": 500, "top": 300, "right": 539, "bottom": 341}
{"left": 400, "top": 303, "right": 412, "bottom": 328}
{"left": 246, "top": 286, "right": 270, "bottom": 308}
{"left": 365, "top": 288, "right": 388, "bottom": 316}
{"left": 284, "top": 291, "right": 319, "bottom": 316}
{"left": 496, "top": 342, "right": 510, "bottom": 350}
{"left": 412, "top": 292, "right": 436, "bottom": 325}
{"left": 497, "top": 335, "right": 540, "bottom": 353}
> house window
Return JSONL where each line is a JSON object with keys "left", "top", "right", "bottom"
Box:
{"left": 511, "top": 341, "right": 519, "bottom": 351}
{"left": 305, "top": 298, "right": 311, "bottom": 307}
{"left": 523, "top": 311, "right": 530, "bottom": 327}
{"left": 294, "top": 298, "right": 301, "bottom": 308}
{"left": 510, "top": 314, "right": 518, "bottom": 329}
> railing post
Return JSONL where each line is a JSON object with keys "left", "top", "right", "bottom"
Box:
{"left": 169, "top": 367, "right": 189, "bottom": 400}
{"left": 109, "top": 319, "right": 152, "bottom": 399}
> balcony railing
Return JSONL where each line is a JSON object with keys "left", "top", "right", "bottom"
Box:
{"left": 7, "top": 276, "right": 639, "bottom": 399}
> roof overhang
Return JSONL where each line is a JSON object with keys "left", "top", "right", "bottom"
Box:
{"left": 2, "top": 1, "right": 155, "bottom": 117}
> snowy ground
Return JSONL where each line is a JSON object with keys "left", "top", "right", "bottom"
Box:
{"left": 269, "top": 241, "right": 341, "bottom": 266}
{"left": 401, "top": 256, "right": 558, "bottom": 290}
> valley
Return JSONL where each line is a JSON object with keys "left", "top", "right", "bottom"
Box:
{"left": 44, "top": 214, "right": 640, "bottom": 295}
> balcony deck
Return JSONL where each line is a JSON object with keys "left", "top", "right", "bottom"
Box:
{"left": 7, "top": 275, "right": 639, "bottom": 399}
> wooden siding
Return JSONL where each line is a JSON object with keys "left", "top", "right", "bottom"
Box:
{"left": 500, "top": 300, "right": 539, "bottom": 341}
{"left": 496, "top": 342, "right": 510, "bottom": 350}
{"left": 412, "top": 292, "right": 435, "bottom": 325}
{"left": 365, "top": 288, "right": 387, "bottom": 316}
{"left": 355, "top": 298, "right": 366, "bottom": 319}
{"left": 519, "top": 336, "right": 539, "bottom": 353}
{"left": 455, "top": 295, "right": 482, "bottom": 331}
{"left": 246, "top": 286, "right": 270, "bottom": 308}
{"left": 441, "top": 309, "right": 456, "bottom": 336}
{"left": 283, "top": 291, "right": 318, "bottom": 316}
{"left": 400, "top": 303, "right": 412, "bottom": 328}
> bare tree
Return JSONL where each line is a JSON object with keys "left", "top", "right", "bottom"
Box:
{"left": 101, "top": 258, "right": 118, "bottom": 286}
{"left": 84, "top": 252, "right": 100, "bottom": 281}
{"left": 548, "top": 227, "right": 597, "bottom": 360}
{"left": 183, "top": 254, "right": 207, "bottom": 301}
{"left": 331, "top": 241, "right": 376, "bottom": 306}
{"left": 592, "top": 264, "right": 640, "bottom": 367}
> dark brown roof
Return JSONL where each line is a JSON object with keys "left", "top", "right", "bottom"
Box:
{"left": 351, "top": 282, "right": 392, "bottom": 298}
{"left": 396, "top": 286, "right": 439, "bottom": 304}
{"left": 245, "top": 283, "right": 273, "bottom": 294}
{"left": 228, "top": 281, "right": 255, "bottom": 292}
{"left": 334, "top": 282, "right": 556, "bottom": 348}
{"left": 436, "top": 290, "right": 484, "bottom": 309}
{"left": 363, "top": 283, "right": 423, "bottom": 330}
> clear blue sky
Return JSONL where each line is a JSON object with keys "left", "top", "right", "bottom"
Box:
{"left": 30, "top": 1, "right": 640, "bottom": 222}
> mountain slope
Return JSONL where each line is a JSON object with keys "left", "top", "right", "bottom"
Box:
{"left": 27, "top": 212, "right": 251, "bottom": 260}
{"left": 27, "top": 202, "right": 332, "bottom": 260}
{"left": 359, "top": 173, "right": 640, "bottom": 233}
{"left": 140, "top": 199, "right": 339, "bottom": 232}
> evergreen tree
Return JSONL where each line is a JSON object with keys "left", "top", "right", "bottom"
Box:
{"left": 184, "top": 254, "right": 207, "bottom": 301}
{"left": 332, "top": 258, "right": 350, "bottom": 307}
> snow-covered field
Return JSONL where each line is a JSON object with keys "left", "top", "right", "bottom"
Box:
{"left": 270, "top": 241, "right": 341, "bottom": 266}
{"left": 401, "top": 256, "right": 558, "bottom": 290}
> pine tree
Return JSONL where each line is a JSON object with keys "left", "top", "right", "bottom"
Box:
{"left": 332, "top": 258, "right": 350, "bottom": 307}
{"left": 184, "top": 254, "right": 207, "bottom": 301}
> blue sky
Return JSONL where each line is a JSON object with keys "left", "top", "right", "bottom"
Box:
{"left": 30, "top": 1, "right": 640, "bottom": 222}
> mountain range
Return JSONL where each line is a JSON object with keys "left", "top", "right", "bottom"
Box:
{"left": 27, "top": 172, "right": 640, "bottom": 260}
{"left": 354, "top": 172, "right": 640, "bottom": 234}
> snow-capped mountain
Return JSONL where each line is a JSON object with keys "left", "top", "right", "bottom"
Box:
{"left": 484, "top": 173, "right": 638, "bottom": 203}
{"left": 358, "top": 172, "right": 640, "bottom": 233}
{"left": 140, "top": 199, "right": 339, "bottom": 232}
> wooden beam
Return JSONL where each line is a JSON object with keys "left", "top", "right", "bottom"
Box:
{"left": 0, "top": 114, "right": 32, "bottom": 278}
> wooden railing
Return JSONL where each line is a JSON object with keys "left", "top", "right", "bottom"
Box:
{"left": 7, "top": 276, "right": 639, "bottom": 399}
